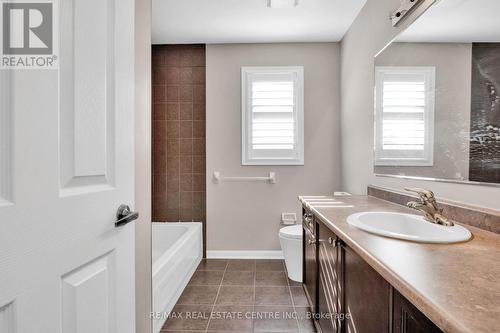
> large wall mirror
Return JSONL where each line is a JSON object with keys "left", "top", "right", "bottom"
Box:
{"left": 374, "top": 0, "right": 500, "bottom": 185}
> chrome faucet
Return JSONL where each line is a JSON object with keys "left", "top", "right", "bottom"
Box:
{"left": 405, "top": 188, "right": 454, "bottom": 226}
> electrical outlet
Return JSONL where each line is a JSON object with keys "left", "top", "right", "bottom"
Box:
{"left": 281, "top": 213, "right": 297, "bottom": 225}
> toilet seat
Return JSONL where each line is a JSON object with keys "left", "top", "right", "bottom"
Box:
{"left": 279, "top": 224, "right": 302, "bottom": 240}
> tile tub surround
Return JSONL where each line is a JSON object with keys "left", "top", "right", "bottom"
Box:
{"left": 161, "top": 259, "right": 315, "bottom": 333}
{"left": 152, "top": 45, "right": 207, "bottom": 252}
{"left": 299, "top": 195, "right": 500, "bottom": 333}
{"left": 367, "top": 185, "right": 500, "bottom": 234}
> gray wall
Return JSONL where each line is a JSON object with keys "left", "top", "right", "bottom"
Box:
{"left": 375, "top": 42, "right": 472, "bottom": 180}
{"left": 134, "top": 0, "right": 152, "bottom": 331}
{"left": 340, "top": 0, "right": 500, "bottom": 209}
{"left": 206, "top": 43, "right": 341, "bottom": 252}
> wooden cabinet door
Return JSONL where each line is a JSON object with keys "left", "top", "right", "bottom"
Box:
{"left": 343, "top": 245, "right": 391, "bottom": 333}
{"left": 393, "top": 290, "right": 443, "bottom": 333}
{"left": 317, "top": 221, "right": 341, "bottom": 333}
{"left": 303, "top": 209, "right": 318, "bottom": 313}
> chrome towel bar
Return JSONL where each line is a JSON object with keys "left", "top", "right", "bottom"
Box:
{"left": 212, "top": 171, "right": 276, "bottom": 184}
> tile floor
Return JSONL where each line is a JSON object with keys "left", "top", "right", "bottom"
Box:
{"left": 161, "top": 259, "right": 316, "bottom": 333}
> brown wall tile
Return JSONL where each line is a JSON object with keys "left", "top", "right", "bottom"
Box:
{"left": 167, "top": 177, "right": 180, "bottom": 193}
{"left": 166, "top": 67, "right": 180, "bottom": 84}
{"left": 165, "top": 52, "right": 180, "bottom": 67}
{"left": 153, "top": 103, "right": 167, "bottom": 121}
{"left": 194, "top": 104, "right": 205, "bottom": 120}
{"left": 152, "top": 144, "right": 166, "bottom": 175}
{"left": 167, "top": 156, "right": 181, "bottom": 178}
{"left": 152, "top": 121, "right": 166, "bottom": 150}
{"left": 180, "top": 138, "right": 193, "bottom": 155}
{"left": 166, "top": 103, "right": 180, "bottom": 120}
{"left": 179, "top": 49, "right": 193, "bottom": 67}
{"left": 192, "top": 48, "right": 206, "bottom": 67}
{"left": 180, "top": 209, "right": 194, "bottom": 221}
{"left": 193, "top": 211, "right": 205, "bottom": 222}
{"left": 152, "top": 51, "right": 164, "bottom": 68}
{"left": 166, "top": 209, "right": 180, "bottom": 222}
{"left": 166, "top": 85, "right": 179, "bottom": 101}
{"left": 180, "top": 103, "right": 193, "bottom": 120}
{"left": 193, "top": 138, "right": 206, "bottom": 155}
{"left": 193, "top": 191, "right": 206, "bottom": 211}
{"left": 193, "top": 155, "right": 205, "bottom": 174}
{"left": 180, "top": 156, "right": 193, "bottom": 174}
{"left": 167, "top": 192, "right": 180, "bottom": 209}
{"left": 181, "top": 191, "right": 194, "bottom": 209}
{"left": 193, "top": 121, "right": 205, "bottom": 138}
{"left": 193, "top": 67, "right": 205, "bottom": 84}
{"left": 152, "top": 45, "right": 206, "bottom": 256}
{"left": 152, "top": 174, "right": 167, "bottom": 220}
{"left": 180, "top": 67, "right": 193, "bottom": 84}
{"left": 193, "top": 174, "right": 206, "bottom": 192}
{"left": 194, "top": 85, "right": 206, "bottom": 103}
{"left": 167, "top": 121, "right": 180, "bottom": 138}
{"left": 167, "top": 138, "right": 180, "bottom": 156}
{"left": 180, "top": 85, "right": 194, "bottom": 101}
{"left": 180, "top": 121, "right": 193, "bottom": 138}
{"left": 153, "top": 68, "right": 167, "bottom": 84}
{"left": 152, "top": 85, "right": 166, "bottom": 103}
{"left": 180, "top": 174, "right": 194, "bottom": 192}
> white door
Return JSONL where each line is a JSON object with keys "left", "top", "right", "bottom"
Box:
{"left": 0, "top": 0, "right": 137, "bottom": 332}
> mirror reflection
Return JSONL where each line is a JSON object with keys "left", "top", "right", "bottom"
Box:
{"left": 374, "top": 0, "right": 500, "bottom": 184}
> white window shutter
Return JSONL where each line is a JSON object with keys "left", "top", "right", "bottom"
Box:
{"left": 374, "top": 67, "right": 435, "bottom": 166}
{"left": 242, "top": 67, "right": 304, "bottom": 165}
{"left": 252, "top": 81, "right": 295, "bottom": 150}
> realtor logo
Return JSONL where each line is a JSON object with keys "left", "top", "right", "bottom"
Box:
{"left": 1, "top": 1, "right": 58, "bottom": 69}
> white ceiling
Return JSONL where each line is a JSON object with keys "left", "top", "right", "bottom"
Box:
{"left": 152, "top": 0, "right": 367, "bottom": 44}
{"left": 398, "top": 0, "right": 500, "bottom": 42}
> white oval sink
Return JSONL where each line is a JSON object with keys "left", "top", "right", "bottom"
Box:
{"left": 347, "top": 212, "right": 471, "bottom": 244}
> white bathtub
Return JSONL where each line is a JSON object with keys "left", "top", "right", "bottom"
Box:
{"left": 152, "top": 222, "right": 203, "bottom": 333}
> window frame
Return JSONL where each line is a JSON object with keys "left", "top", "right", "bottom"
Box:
{"left": 374, "top": 66, "right": 435, "bottom": 167}
{"left": 241, "top": 66, "right": 304, "bottom": 166}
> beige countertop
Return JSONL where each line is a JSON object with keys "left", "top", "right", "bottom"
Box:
{"left": 299, "top": 195, "right": 500, "bottom": 333}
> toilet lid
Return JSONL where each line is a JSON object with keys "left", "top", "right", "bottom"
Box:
{"left": 279, "top": 224, "right": 302, "bottom": 240}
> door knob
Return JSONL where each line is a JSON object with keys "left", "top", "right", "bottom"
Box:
{"left": 115, "top": 204, "right": 139, "bottom": 227}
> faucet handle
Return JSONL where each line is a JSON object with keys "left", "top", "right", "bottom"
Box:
{"left": 404, "top": 187, "right": 435, "bottom": 201}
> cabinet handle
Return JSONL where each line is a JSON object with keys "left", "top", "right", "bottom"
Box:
{"left": 309, "top": 239, "right": 328, "bottom": 245}
{"left": 328, "top": 237, "right": 341, "bottom": 247}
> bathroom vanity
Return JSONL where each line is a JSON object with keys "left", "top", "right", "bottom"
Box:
{"left": 300, "top": 194, "right": 500, "bottom": 333}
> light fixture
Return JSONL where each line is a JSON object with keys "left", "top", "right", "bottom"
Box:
{"left": 390, "top": 0, "right": 424, "bottom": 27}
{"left": 267, "top": 0, "right": 298, "bottom": 9}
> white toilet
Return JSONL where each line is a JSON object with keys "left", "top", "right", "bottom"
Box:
{"left": 279, "top": 224, "right": 303, "bottom": 282}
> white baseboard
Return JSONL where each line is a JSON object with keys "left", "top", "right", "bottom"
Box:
{"left": 207, "top": 250, "right": 284, "bottom": 259}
